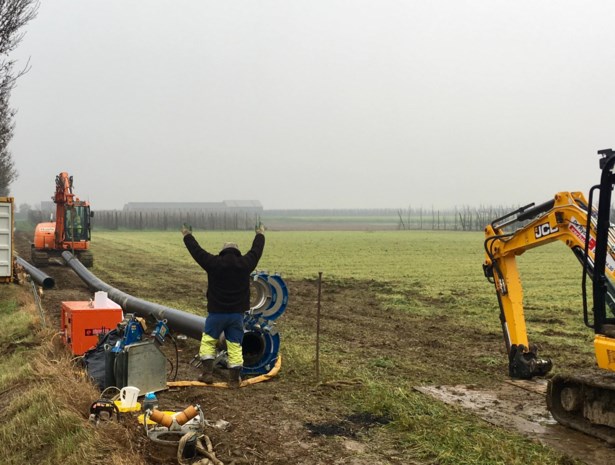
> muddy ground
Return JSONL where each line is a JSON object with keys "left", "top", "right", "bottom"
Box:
{"left": 17, "top": 231, "right": 429, "bottom": 464}
{"left": 13, "top": 231, "right": 615, "bottom": 464}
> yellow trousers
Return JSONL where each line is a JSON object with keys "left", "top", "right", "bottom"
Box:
{"left": 199, "top": 334, "right": 243, "bottom": 368}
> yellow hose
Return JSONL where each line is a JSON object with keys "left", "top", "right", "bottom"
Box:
{"left": 167, "top": 354, "right": 282, "bottom": 389}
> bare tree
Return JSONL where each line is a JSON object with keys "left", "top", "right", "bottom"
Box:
{"left": 0, "top": 0, "right": 38, "bottom": 196}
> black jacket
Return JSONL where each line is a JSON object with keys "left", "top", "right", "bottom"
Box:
{"left": 183, "top": 233, "right": 265, "bottom": 313}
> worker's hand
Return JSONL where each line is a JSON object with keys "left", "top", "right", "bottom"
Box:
{"left": 255, "top": 222, "right": 265, "bottom": 235}
{"left": 181, "top": 223, "right": 193, "bottom": 236}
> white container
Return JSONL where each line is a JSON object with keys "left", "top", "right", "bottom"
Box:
{"left": 119, "top": 386, "right": 140, "bottom": 408}
{"left": 0, "top": 198, "right": 13, "bottom": 279}
{"left": 94, "top": 291, "right": 108, "bottom": 308}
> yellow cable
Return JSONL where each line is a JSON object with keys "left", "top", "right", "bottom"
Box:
{"left": 167, "top": 354, "right": 282, "bottom": 389}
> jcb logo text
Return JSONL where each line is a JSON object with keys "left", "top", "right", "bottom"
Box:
{"left": 535, "top": 222, "right": 559, "bottom": 239}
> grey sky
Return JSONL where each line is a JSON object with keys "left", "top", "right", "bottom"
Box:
{"left": 8, "top": 1, "right": 615, "bottom": 210}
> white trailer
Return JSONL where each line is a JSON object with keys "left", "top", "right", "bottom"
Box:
{"left": 0, "top": 197, "right": 14, "bottom": 282}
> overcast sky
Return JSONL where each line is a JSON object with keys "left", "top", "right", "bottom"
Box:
{"left": 7, "top": 1, "right": 615, "bottom": 210}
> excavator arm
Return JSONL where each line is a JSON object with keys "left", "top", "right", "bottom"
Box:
{"left": 483, "top": 191, "right": 615, "bottom": 379}
{"left": 54, "top": 172, "right": 75, "bottom": 248}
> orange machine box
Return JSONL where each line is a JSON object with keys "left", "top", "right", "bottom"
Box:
{"left": 61, "top": 301, "right": 124, "bottom": 355}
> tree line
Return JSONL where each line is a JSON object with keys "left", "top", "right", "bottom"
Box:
{"left": 91, "top": 210, "right": 259, "bottom": 231}
{"left": 24, "top": 204, "right": 615, "bottom": 232}
{"left": 0, "top": 1, "right": 38, "bottom": 196}
{"left": 396, "top": 205, "right": 515, "bottom": 231}
{"left": 76, "top": 206, "right": 527, "bottom": 232}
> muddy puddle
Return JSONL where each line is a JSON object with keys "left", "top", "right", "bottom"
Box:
{"left": 415, "top": 381, "right": 615, "bottom": 465}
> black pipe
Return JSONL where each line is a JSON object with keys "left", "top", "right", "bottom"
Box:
{"left": 61, "top": 251, "right": 205, "bottom": 340}
{"left": 491, "top": 202, "right": 534, "bottom": 229}
{"left": 15, "top": 256, "right": 55, "bottom": 290}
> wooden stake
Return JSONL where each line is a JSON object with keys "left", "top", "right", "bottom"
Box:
{"left": 316, "top": 271, "right": 322, "bottom": 382}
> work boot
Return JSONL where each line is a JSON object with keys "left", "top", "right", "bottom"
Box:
{"left": 198, "top": 359, "right": 214, "bottom": 384}
{"left": 228, "top": 367, "right": 242, "bottom": 389}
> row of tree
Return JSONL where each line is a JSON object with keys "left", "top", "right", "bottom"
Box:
{"left": 396, "top": 205, "right": 516, "bottom": 231}
{"left": 21, "top": 206, "right": 519, "bottom": 232}
{"left": 90, "top": 210, "right": 259, "bottom": 231}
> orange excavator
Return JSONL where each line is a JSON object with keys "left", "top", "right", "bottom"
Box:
{"left": 32, "top": 172, "right": 94, "bottom": 268}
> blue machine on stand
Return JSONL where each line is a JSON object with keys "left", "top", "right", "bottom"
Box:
{"left": 241, "top": 272, "right": 289, "bottom": 375}
{"left": 208, "top": 271, "right": 289, "bottom": 376}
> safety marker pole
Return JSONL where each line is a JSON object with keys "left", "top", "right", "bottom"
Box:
{"left": 316, "top": 271, "right": 322, "bottom": 382}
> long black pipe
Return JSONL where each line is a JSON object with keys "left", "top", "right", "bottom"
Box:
{"left": 15, "top": 256, "right": 55, "bottom": 290}
{"left": 62, "top": 251, "right": 205, "bottom": 340}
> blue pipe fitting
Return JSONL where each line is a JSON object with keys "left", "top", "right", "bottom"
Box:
{"left": 242, "top": 271, "right": 288, "bottom": 375}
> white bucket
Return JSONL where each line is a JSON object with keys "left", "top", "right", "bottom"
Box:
{"left": 119, "top": 386, "right": 140, "bottom": 408}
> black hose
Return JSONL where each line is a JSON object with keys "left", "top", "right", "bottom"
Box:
{"left": 483, "top": 233, "right": 514, "bottom": 286}
{"left": 61, "top": 251, "right": 205, "bottom": 340}
{"left": 15, "top": 256, "right": 55, "bottom": 289}
{"left": 168, "top": 333, "right": 179, "bottom": 381}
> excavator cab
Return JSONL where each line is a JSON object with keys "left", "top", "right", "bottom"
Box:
{"left": 586, "top": 148, "right": 615, "bottom": 337}
{"left": 546, "top": 149, "right": 615, "bottom": 444}
{"left": 64, "top": 205, "right": 91, "bottom": 242}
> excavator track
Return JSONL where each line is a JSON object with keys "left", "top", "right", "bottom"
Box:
{"left": 31, "top": 249, "right": 49, "bottom": 268}
{"left": 77, "top": 251, "right": 94, "bottom": 268}
{"left": 547, "top": 371, "right": 615, "bottom": 445}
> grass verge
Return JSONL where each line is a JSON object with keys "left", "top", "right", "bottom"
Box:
{"left": 0, "top": 284, "right": 145, "bottom": 465}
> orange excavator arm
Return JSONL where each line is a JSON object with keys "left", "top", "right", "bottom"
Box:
{"left": 53, "top": 172, "right": 75, "bottom": 248}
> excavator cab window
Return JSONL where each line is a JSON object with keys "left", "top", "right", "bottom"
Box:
{"left": 603, "top": 273, "right": 615, "bottom": 316}
{"left": 64, "top": 206, "right": 90, "bottom": 242}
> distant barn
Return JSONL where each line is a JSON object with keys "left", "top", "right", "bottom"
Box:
{"left": 123, "top": 200, "right": 263, "bottom": 214}
{"left": 124, "top": 200, "right": 263, "bottom": 214}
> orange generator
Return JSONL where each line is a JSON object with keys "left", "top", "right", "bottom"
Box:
{"left": 61, "top": 300, "right": 123, "bottom": 355}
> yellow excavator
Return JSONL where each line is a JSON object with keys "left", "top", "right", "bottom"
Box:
{"left": 483, "top": 149, "right": 615, "bottom": 444}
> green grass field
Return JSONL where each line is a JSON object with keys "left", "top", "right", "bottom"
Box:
{"left": 92, "top": 229, "right": 590, "bottom": 345}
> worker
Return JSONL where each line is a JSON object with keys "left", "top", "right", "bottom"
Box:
{"left": 181, "top": 222, "right": 266, "bottom": 388}
{"left": 73, "top": 213, "right": 83, "bottom": 239}
{"left": 66, "top": 210, "right": 82, "bottom": 240}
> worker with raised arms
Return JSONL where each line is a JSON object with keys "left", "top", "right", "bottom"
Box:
{"left": 181, "top": 222, "right": 266, "bottom": 387}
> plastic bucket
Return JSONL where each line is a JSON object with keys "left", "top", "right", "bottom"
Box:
{"left": 119, "top": 386, "right": 140, "bottom": 408}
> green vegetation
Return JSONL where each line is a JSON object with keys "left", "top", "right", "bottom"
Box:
{"left": 90, "top": 230, "right": 587, "bottom": 464}
{"left": 14, "top": 217, "right": 36, "bottom": 232}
